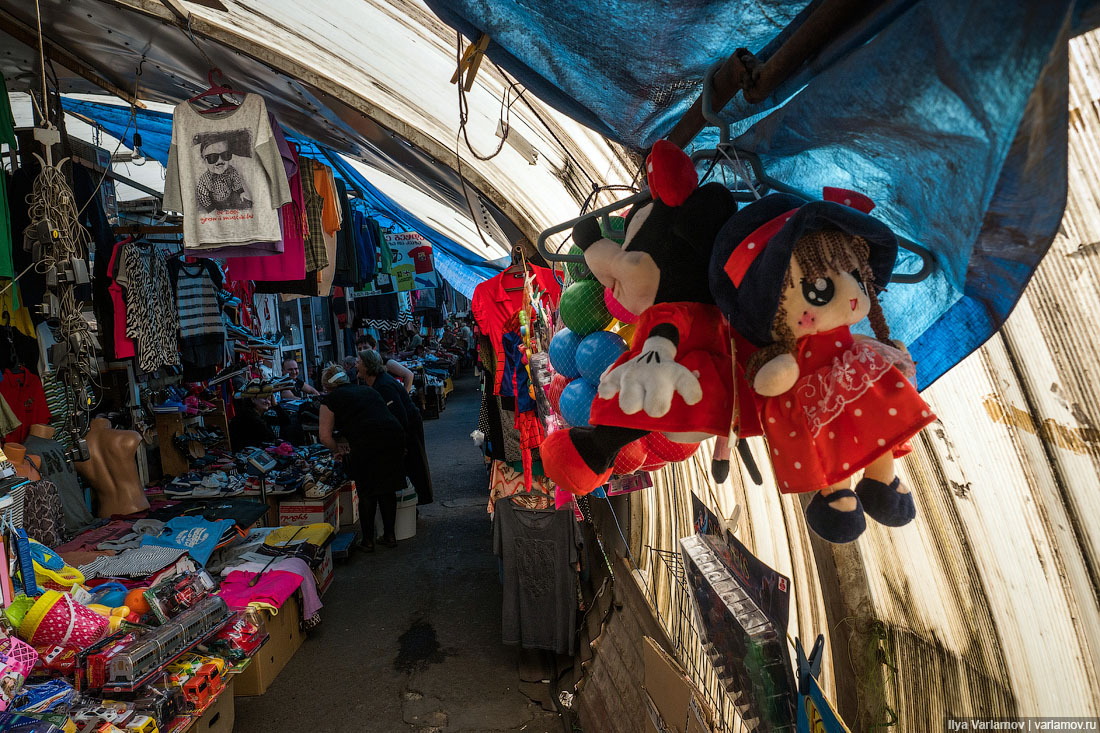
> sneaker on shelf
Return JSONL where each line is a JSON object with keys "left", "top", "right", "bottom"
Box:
{"left": 266, "top": 482, "right": 298, "bottom": 496}
{"left": 304, "top": 481, "right": 333, "bottom": 499}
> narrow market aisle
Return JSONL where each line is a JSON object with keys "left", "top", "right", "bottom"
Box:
{"left": 234, "top": 373, "right": 565, "bottom": 733}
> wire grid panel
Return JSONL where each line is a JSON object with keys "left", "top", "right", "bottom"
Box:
{"left": 647, "top": 545, "right": 754, "bottom": 733}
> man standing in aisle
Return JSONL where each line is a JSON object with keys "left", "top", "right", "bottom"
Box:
{"left": 458, "top": 318, "right": 475, "bottom": 369}
{"left": 280, "top": 357, "right": 320, "bottom": 400}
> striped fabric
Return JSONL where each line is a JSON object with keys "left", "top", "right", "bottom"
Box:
{"left": 40, "top": 373, "right": 71, "bottom": 450}
{"left": 170, "top": 259, "right": 226, "bottom": 369}
{"left": 361, "top": 310, "right": 414, "bottom": 331}
{"left": 79, "top": 546, "right": 190, "bottom": 579}
{"left": 174, "top": 263, "right": 223, "bottom": 336}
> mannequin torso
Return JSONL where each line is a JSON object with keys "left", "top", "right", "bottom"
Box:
{"left": 75, "top": 418, "right": 149, "bottom": 517}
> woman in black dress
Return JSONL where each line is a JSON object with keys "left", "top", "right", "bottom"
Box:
{"left": 317, "top": 364, "right": 406, "bottom": 549}
{"left": 358, "top": 350, "right": 433, "bottom": 505}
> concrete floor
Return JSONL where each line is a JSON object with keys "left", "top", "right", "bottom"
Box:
{"left": 234, "top": 373, "right": 567, "bottom": 733}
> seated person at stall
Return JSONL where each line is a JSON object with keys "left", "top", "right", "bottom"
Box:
{"left": 358, "top": 334, "right": 414, "bottom": 391}
{"left": 229, "top": 394, "right": 280, "bottom": 449}
{"left": 279, "top": 358, "right": 320, "bottom": 400}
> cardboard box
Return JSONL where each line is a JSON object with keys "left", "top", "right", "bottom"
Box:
{"left": 189, "top": 678, "right": 235, "bottom": 733}
{"left": 234, "top": 595, "right": 304, "bottom": 697}
{"left": 337, "top": 481, "right": 359, "bottom": 526}
{"left": 278, "top": 491, "right": 338, "bottom": 529}
{"left": 312, "top": 544, "right": 334, "bottom": 596}
{"left": 642, "top": 636, "right": 714, "bottom": 733}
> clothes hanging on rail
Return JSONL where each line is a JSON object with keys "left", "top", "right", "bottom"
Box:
{"left": 164, "top": 93, "right": 291, "bottom": 253}
{"left": 169, "top": 258, "right": 226, "bottom": 373}
{"left": 0, "top": 71, "right": 16, "bottom": 281}
{"left": 103, "top": 239, "right": 136, "bottom": 360}
{"left": 0, "top": 367, "right": 50, "bottom": 444}
{"left": 114, "top": 242, "right": 180, "bottom": 373}
{"left": 473, "top": 266, "right": 560, "bottom": 485}
{"left": 493, "top": 497, "right": 581, "bottom": 655}
{"left": 333, "top": 179, "right": 360, "bottom": 288}
{"left": 227, "top": 138, "right": 308, "bottom": 282}
{"left": 473, "top": 266, "right": 561, "bottom": 396}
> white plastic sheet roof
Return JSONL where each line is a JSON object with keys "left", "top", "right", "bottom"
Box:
{"left": 0, "top": 0, "right": 637, "bottom": 261}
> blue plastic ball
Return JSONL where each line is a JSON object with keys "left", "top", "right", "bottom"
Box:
{"left": 559, "top": 379, "right": 598, "bottom": 428}
{"left": 548, "top": 328, "right": 583, "bottom": 379}
{"left": 576, "top": 330, "right": 628, "bottom": 385}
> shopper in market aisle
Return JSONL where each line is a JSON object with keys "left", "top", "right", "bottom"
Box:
{"left": 358, "top": 349, "right": 433, "bottom": 504}
{"left": 358, "top": 333, "right": 414, "bottom": 391}
{"left": 317, "top": 364, "right": 406, "bottom": 550}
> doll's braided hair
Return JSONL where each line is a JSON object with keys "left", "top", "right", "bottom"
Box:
{"left": 747, "top": 230, "right": 891, "bottom": 380}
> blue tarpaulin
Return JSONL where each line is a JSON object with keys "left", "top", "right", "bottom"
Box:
{"left": 61, "top": 98, "right": 501, "bottom": 299}
{"left": 426, "top": 0, "right": 1100, "bottom": 385}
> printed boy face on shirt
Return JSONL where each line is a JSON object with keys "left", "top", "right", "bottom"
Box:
{"left": 202, "top": 140, "right": 232, "bottom": 175}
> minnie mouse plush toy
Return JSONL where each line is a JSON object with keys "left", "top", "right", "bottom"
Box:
{"left": 710, "top": 189, "right": 936, "bottom": 543}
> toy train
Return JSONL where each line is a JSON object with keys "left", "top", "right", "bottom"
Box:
{"left": 92, "top": 596, "right": 231, "bottom": 690}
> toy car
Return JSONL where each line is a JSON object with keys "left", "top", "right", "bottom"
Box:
{"left": 123, "top": 714, "right": 159, "bottom": 733}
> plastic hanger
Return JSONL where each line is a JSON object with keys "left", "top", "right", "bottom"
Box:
{"left": 506, "top": 484, "right": 556, "bottom": 508}
{"left": 189, "top": 68, "right": 243, "bottom": 114}
{"left": 502, "top": 246, "right": 528, "bottom": 292}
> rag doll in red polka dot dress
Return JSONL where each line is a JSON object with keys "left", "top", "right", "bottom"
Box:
{"left": 709, "top": 187, "right": 936, "bottom": 543}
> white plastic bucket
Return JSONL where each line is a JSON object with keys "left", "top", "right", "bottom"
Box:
{"left": 374, "top": 484, "right": 417, "bottom": 541}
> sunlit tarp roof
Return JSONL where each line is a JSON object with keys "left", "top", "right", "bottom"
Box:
{"left": 4, "top": 0, "right": 1100, "bottom": 382}
{"left": 429, "top": 0, "right": 1100, "bottom": 385}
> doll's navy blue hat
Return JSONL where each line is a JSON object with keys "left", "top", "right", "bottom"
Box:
{"left": 709, "top": 188, "right": 899, "bottom": 347}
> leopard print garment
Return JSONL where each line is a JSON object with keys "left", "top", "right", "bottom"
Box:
{"left": 21, "top": 479, "right": 66, "bottom": 547}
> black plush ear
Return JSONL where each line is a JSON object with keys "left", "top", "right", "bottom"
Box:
{"left": 672, "top": 182, "right": 738, "bottom": 257}
{"left": 572, "top": 216, "right": 603, "bottom": 251}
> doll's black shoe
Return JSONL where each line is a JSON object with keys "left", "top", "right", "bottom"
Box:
{"left": 805, "top": 489, "right": 866, "bottom": 544}
{"left": 855, "top": 476, "right": 916, "bottom": 527}
{"left": 711, "top": 459, "right": 730, "bottom": 483}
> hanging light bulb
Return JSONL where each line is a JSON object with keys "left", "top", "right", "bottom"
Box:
{"left": 131, "top": 131, "right": 146, "bottom": 166}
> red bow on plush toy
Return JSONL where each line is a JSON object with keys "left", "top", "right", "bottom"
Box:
{"left": 542, "top": 141, "right": 740, "bottom": 495}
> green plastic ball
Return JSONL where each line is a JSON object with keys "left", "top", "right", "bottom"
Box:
{"left": 560, "top": 280, "right": 613, "bottom": 336}
{"left": 566, "top": 244, "right": 593, "bottom": 281}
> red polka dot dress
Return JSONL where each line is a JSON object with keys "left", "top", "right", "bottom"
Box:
{"left": 760, "top": 326, "right": 936, "bottom": 494}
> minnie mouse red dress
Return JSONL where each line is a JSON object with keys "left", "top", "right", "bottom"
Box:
{"left": 760, "top": 326, "right": 935, "bottom": 494}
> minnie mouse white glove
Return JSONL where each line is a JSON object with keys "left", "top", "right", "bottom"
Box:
{"left": 598, "top": 336, "right": 703, "bottom": 417}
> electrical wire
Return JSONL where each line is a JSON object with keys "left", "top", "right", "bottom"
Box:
{"left": 24, "top": 159, "right": 103, "bottom": 441}
{"left": 456, "top": 32, "right": 512, "bottom": 163}
{"left": 489, "top": 60, "right": 599, "bottom": 191}
{"left": 454, "top": 33, "right": 499, "bottom": 251}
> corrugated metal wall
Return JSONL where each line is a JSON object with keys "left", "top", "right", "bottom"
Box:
{"left": 632, "top": 29, "right": 1100, "bottom": 732}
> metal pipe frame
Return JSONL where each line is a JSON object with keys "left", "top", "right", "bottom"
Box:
{"left": 666, "top": 0, "right": 886, "bottom": 149}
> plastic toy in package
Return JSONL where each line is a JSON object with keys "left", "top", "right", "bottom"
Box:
{"left": 144, "top": 570, "right": 216, "bottom": 624}
{"left": 680, "top": 533, "right": 797, "bottom": 730}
